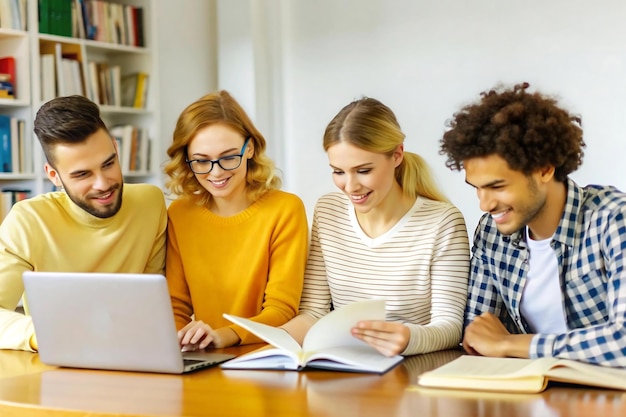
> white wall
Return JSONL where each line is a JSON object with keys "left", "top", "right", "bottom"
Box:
{"left": 155, "top": 0, "right": 217, "bottom": 185}
{"left": 218, "top": 0, "right": 626, "bottom": 229}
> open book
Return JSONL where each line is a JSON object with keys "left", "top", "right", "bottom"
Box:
{"left": 417, "top": 355, "right": 626, "bottom": 393}
{"left": 221, "top": 299, "right": 403, "bottom": 374}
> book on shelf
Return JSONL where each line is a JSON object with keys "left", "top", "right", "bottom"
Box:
{"left": 221, "top": 299, "right": 404, "bottom": 374}
{"left": 110, "top": 124, "right": 133, "bottom": 173}
{"left": 17, "top": 119, "right": 26, "bottom": 173}
{"left": 88, "top": 62, "right": 121, "bottom": 106}
{"left": 0, "top": 114, "right": 11, "bottom": 172}
{"left": 86, "top": 61, "right": 99, "bottom": 103}
{"left": 53, "top": 43, "right": 65, "bottom": 97}
{"left": 39, "top": 0, "right": 51, "bottom": 34}
{"left": 40, "top": 0, "right": 72, "bottom": 37}
{"left": 416, "top": 354, "right": 626, "bottom": 394}
{"left": 75, "top": 0, "right": 144, "bottom": 46}
{"left": 110, "top": 65, "right": 121, "bottom": 106}
{"left": 72, "top": 0, "right": 86, "bottom": 39}
{"left": 61, "top": 58, "right": 84, "bottom": 96}
{"left": 53, "top": 44, "right": 84, "bottom": 97}
{"left": 0, "top": 188, "right": 29, "bottom": 221}
{"left": 40, "top": 54, "right": 56, "bottom": 102}
{"left": 110, "top": 125, "right": 149, "bottom": 173}
{"left": 0, "top": 56, "right": 15, "bottom": 99}
{"left": 120, "top": 72, "right": 149, "bottom": 109}
{"left": 0, "top": 115, "right": 25, "bottom": 173}
{"left": 9, "top": 117, "right": 18, "bottom": 173}
{"left": 0, "top": 0, "right": 26, "bottom": 30}
{"left": 134, "top": 6, "right": 144, "bottom": 47}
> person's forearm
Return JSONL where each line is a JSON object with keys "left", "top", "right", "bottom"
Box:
{"left": 280, "top": 313, "right": 317, "bottom": 345}
{"left": 215, "top": 327, "right": 240, "bottom": 348}
{"left": 0, "top": 309, "right": 36, "bottom": 351}
{"left": 502, "top": 334, "right": 534, "bottom": 358}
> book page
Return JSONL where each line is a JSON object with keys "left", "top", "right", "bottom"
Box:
{"left": 546, "top": 360, "right": 626, "bottom": 390}
{"left": 417, "top": 356, "right": 552, "bottom": 393}
{"left": 220, "top": 345, "right": 300, "bottom": 371}
{"left": 303, "top": 299, "right": 386, "bottom": 352}
{"left": 223, "top": 314, "right": 303, "bottom": 355}
{"left": 304, "top": 345, "right": 403, "bottom": 373}
{"left": 420, "top": 355, "right": 559, "bottom": 379}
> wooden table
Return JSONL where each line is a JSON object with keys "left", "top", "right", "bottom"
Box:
{"left": 1, "top": 346, "right": 625, "bottom": 417}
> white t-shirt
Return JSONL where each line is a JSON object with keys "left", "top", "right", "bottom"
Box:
{"left": 520, "top": 229, "right": 567, "bottom": 334}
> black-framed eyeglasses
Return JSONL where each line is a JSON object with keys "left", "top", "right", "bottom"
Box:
{"left": 186, "top": 138, "right": 250, "bottom": 174}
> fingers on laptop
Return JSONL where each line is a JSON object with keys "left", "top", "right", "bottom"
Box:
{"left": 178, "top": 320, "right": 217, "bottom": 351}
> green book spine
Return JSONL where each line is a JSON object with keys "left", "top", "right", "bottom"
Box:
{"left": 39, "top": 0, "right": 51, "bottom": 34}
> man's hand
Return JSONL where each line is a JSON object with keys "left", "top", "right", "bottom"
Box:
{"left": 351, "top": 320, "right": 409, "bottom": 357}
{"left": 463, "top": 312, "right": 533, "bottom": 358}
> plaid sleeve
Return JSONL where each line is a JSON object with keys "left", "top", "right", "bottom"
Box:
{"left": 531, "top": 205, "right": 626, "bottom": 368}
{"left": 464, "top": 215, "right": 507, "bottom": 328}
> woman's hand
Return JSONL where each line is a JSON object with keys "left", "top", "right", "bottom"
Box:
{"left": 178, "top": 320, "right": 217, "bottom": 351}
{"left": 351, "top": 320, "right": 410, "bottom": 357}
{"left": 178, "top": 321, "right": 241, "bottom": 351}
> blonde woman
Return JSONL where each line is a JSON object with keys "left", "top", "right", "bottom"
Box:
{"left": 164, "top": 90, "right": 308, "bottom": 350}
{"left": 282, "top": 97, "right": 470, "bottom": 357}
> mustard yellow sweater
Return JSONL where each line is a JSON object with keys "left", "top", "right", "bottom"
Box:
{"left": 0, "top": 184, "right": 167, "bottom": 351}
{"left": 166, "top": 190, "right": 308, "bottom": 344}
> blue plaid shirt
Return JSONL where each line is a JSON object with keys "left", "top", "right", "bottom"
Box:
{"left": 465, "top": 178, "right": 626, "bottom": 367}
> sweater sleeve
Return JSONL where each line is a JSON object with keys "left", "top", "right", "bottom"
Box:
{"left": 142, "top": 187, "right": 167, "bottom": 275}
{"left": 0, "top": 207, "right": 36, "bottom": 351}
{"left": 231, "top": 194, "right": 309, "bottom": 344}
{"left": 402, "top": 206, "right": 470, "bottom": 355}
{"left": 297, "top": 203, "right": 332, "bottom": 320}
{"left": 165, "top": 214, "right": 194, "bottom": 330}
{"left": 0, "top": 310, "right": 35, "bottom": 351}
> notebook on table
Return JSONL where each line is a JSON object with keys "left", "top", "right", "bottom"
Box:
{"left": 22, "top": 272, "right": 235, "bottom": 374}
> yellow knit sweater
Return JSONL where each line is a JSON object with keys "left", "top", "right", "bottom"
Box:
{"left": 0, "top": 184, "right": 167, "bottom": 351}
{"left": 166, "top": 189, "right": 308, "bottom": 344}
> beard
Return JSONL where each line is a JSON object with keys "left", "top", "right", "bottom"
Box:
{"left": 60, "top": 180, "right": 124, "bottom": 219}
{"left": 495, "top": 177, "right": 546, "bottom": 236}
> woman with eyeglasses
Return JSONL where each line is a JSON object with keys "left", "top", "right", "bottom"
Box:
{"left": 281, "top": 97, "right": 470, "bottom": 357}
{"left": 164, "top": 90, "right": 308, "bottom": 350}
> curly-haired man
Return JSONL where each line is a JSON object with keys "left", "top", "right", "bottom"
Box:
{"left": 440, "top": 82, "right": 626, "bottom": 368}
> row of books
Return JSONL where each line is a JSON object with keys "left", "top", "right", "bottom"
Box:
{"left": 0, "top": 0, "right": 26, "bottom": 31}
{"left": 0, "top": 114, "right": 30, "bottom": 173}
{"left": 110, "top": 124, "right": 150, "bottom": 174}
{"left": 39, "top": 0, "right": 145, "bottom": 47}
{"left": 87, "top": 63, "right": 148, "bottom": 108}
{"left": 40, "top": 43, "right": 83, "bottom": 100}
{"left": 0, "top": 188, "right": 29, "bottom": 221}
{"left": 40, "top": 43, "right": 149, "bottom": 108}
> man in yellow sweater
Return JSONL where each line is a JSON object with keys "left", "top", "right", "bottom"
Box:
{"left": 0, "top": 95, "right": 167, "bottom": 352}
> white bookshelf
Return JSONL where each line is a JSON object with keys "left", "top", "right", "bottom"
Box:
{"left": 0, "top": 0, "right": 161, "bottom": 203}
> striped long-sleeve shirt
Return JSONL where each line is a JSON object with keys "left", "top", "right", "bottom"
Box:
{"left": 299, "top": 192, "right": 470, "bottom": 355}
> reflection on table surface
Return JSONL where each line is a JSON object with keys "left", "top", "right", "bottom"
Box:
{"left": 1, "top": 346, "right": 625, "bottom": 417}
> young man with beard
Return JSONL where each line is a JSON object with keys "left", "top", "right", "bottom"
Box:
{"left": 0, "top": 95, "right": 167, "bottom": 352}
{"left": 440, "top": 82, "right": 626, "bottom": 368}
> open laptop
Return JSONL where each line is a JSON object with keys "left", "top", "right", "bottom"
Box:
{"left": 22, "top": 272, "right": 235, "bottom": 374}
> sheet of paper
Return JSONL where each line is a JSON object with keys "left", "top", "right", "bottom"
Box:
{"left": 223, "top": 314, "right": 303, "bottom": 354}
{"left": 303, "top": 299, "right": 386, "bottom": 352}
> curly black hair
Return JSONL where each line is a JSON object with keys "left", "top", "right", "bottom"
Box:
{"left": 439, "top": 82, "right": 585, "bottom": 182}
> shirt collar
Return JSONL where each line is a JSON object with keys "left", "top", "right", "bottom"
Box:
{"left": 553, "top": 177, "right": 583, "bottom": 247}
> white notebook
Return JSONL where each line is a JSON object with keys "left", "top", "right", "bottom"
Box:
{"left": 22, "top": 272, "right": 234, "bottom": 374}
